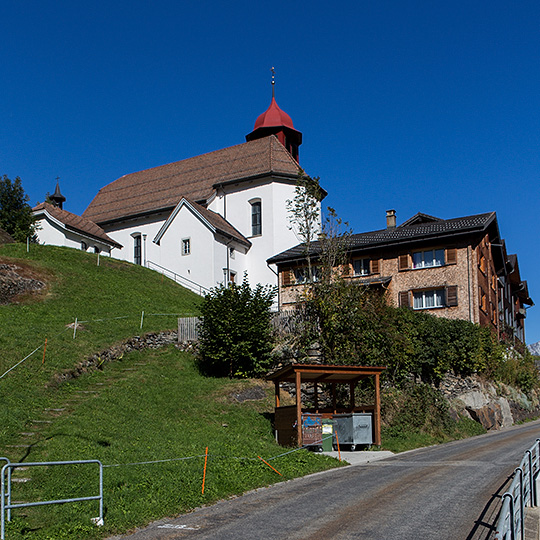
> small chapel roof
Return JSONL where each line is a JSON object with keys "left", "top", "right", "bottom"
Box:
{"left": 83, "top": 135, "right": 301, "bottom": 226}
{"left": 33, "top": 202, "right": 122, "bottom": 249}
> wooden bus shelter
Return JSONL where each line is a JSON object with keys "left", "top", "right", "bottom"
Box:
{"left": 267, "top": 363, "right": 386, "bottom": 447}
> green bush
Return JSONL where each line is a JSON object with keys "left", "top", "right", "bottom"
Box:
{"left": 198, "top": 276, "right": 276, "bottom": 378}
{"left": 296, "top": 282, "right": 535, "bottom": 391}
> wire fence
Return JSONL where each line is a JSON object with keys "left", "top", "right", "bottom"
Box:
{"left": 0, "top": 311, "right": 193, "bottom": 381}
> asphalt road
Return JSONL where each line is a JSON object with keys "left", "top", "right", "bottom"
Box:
{"left": 109, "top": 420, "right": 540, "bottom": 540}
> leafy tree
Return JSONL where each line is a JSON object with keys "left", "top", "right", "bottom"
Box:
{"left": 198, "top": 276, "right": 276, "bottom": 378}
{"left": 286, "top": 174, "right": 323, "bottom": 283}
{"left": 0, "top": 175, "right": 35, "bottom": 242}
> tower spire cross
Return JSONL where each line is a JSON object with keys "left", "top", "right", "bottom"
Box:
{"left": 271, "top": 66, "right": 275, "bottom": 97}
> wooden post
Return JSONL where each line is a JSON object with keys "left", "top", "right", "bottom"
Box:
{"left": 349, "top": 381, "right": 356, "bottom": 410}
{"left": 332, "top": 383, "right": 337, "bottom": 414}
{"left": 373, "top": 373, "right": 381, "bottom": 446}
{"left": 296, "top": 370, "right": 302, "bottom": 446}
{"left": 314, "top": 382, "right": 319, "bottom": 413}
{"left": 274, "top": 381, "right": 280, "bottom": 408}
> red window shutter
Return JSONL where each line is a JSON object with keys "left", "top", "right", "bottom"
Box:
{"left": 446, "top": 285, "right": 458, "bottom": 307}
{"left": 398, "top": 254, "right": 409, "bottom": 271}
{"left": 370, "top": 258, "right": 380, "bottom": 274}
{"left": 399, "top": 291, "right": 410, "bottom": 307}
{"left": 446, "top": 248, "right": 457, "bottom": 265}
{"left": 282, "top": 268, "right": 292, "bottom": 286}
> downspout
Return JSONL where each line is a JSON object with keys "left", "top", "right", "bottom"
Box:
{"left": 467, "top": 245, "right": 472, "bottom": 322}
{"left": 142, "top": 234, "right": 147, "bottom": 267}
{"left": 267, "top": 262, "right": 279, "bottom": 309}
{"left": 226, "top": 240, "right": 231, "bottom": 286}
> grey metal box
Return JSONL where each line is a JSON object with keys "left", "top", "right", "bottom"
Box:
{"left": 333, "top": 413, "right": 373, "bottom": 449}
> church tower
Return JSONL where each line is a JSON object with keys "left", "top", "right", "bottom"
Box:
{"left": 245, "top": 71, "right": 302, "bottom": 163}
{"left": 49, "top": 180, "right": 66, "bottom": 209}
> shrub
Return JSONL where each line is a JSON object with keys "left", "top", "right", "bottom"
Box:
{"left": 198, "top": 276, "right": 276, "bottom": 378}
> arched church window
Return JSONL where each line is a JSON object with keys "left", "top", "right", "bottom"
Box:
{"left": 251, "top": 200, "right": 262, "bottom": 236}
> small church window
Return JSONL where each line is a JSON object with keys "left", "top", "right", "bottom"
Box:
{"left": 229, "top": 247, "right": 235, "bottom": 259}
{"left": 134, "top": 235, "right": 142, "bottom": 265}
{"left": 182, "top": 238, "right": 191, "bottom": 256}
{"left": 81, "top": 241, "right": 87, "bottom": 251}
{"left": 251, "top": 201, "right": 262, "bottom": 236}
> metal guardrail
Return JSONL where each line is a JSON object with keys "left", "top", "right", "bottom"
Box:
{"left": 494, "top": 438, "right": 540, "bottom": 540}
{"left": 146, "top": 260, "right": 210, "bottom": 296}
{"left": 1, "top": 460, "right": 103, "bottom": 540}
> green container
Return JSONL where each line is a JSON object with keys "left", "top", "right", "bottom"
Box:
{"left": 321, "top": 419, "right": 334, "bottom": 451}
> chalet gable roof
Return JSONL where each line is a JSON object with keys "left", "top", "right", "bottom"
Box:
{"left": 268, "top": 211, "right": 498, "bottom": 264}
{"left": 33, "top": 202, "right": 122, "bottom": 249}
{"left": 83, "top": 135, "right": 301, "bottom": 226}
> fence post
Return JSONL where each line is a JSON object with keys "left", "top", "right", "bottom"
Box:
{"left": 516, "top": 467, "right": 524, "bottom": 540}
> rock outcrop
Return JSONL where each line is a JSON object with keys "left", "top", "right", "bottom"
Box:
{"left": 438, "top": 373, "right": 539, "bottom": 430}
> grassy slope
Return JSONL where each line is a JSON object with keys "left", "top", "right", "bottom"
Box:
{"left": 0, "top": 244, "right": 340, "bottom": 539}
{"left": 0, "top": 243, "right": 200, "bottom": 442}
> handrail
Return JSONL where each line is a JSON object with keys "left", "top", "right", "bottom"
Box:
{"left": 494, "top": 438, "right": 540, "bottom": 539}
{"left": 146, "top": 260, "right": 211, "bottom": 296}
{"left": 1, "top": 460, "right": 103, "bottom": 540}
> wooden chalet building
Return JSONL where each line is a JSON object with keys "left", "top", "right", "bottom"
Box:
{"left": 268, "top": 210, "right": 533, "bottom": 345}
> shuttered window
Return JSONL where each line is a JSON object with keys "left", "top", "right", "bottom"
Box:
{"left": 399, "top": 291, "right": 410, "bottom": 307}
{"left": 370, "top": 259, "right": 380, "bottom": 274}
{"left": 398, "top": 254, "right": 409, "bottom": 271}
{"left": 446, "top": 248, "right": 457, "bottom": 265}
{"left": 446, "top": 285, "right": 458, "bottom": 307}
{"left": 282, "top": 268, "right": 292, "bottom": 286}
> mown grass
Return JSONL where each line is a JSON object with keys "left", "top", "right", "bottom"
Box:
{"left": 0, "top": 243, "right": 201, "bottom": 442}
{"left": 4, "top": 347, "right": 339, "bottom": 539}
{"left": 0, "top": 244, "right": 341, "bottom": 539}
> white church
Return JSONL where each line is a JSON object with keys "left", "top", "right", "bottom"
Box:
{"left": 33, "top": 88, "right": 322, "bottom": 294}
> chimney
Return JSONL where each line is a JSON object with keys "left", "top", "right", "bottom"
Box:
{"left": 386, "top": 209, "right": 396, "bottom": 229}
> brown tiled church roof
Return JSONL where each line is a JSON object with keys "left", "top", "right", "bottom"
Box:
{"left": 83, "top": 135, "right": 301, "bottom": 226}
{"left": 0, "top": 227, "right": 15, "bottom": 244}
{"left": 33, "top": 203, "right": 122, "bottom": 249}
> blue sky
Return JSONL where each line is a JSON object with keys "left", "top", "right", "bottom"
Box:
{"left": 2, "top": 1, "right": 539, "bottom": 343}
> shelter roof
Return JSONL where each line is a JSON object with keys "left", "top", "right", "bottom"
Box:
{"left": 267, "top": 363, "right": 386, "bottom": 384}
{"left": 83, "top": 135, "right": 301, "bottom": 226}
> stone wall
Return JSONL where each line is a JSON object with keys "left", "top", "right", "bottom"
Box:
{"left": 49, "top": 331, "right": 194, "bottom": 386}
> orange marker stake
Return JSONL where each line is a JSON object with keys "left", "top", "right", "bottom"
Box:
{"left": 335, "top": 431, "right": 342, "bottom": 462}
{"left": 201, "top": 446, "right": 208, "bottom": 494}
{"left": 42, "top": 338, "right": 48, "bottom": 365}
{"left": 258, "top": 456, "right": 282, "bottom": 476}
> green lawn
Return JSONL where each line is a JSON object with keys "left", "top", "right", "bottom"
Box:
{"left": 0, "top": 244, "right": 341, "bottom": 539}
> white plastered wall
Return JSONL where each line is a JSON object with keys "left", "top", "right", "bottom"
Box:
{"left": 156, "top": 205, "right": 216, "bottom": 289}
{"left": 35, "top": 215, "right": 112, "bottom": 254}
{"left": 209, "top": 177, "right": 320, "bottom": 287}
